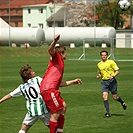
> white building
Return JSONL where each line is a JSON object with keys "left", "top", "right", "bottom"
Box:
{"left": 23, "top": 3, "right": 63, "bottom": 30}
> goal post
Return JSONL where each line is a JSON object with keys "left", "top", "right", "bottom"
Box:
{"left": 71, "top": 38, "right": 116, "bottom": 61}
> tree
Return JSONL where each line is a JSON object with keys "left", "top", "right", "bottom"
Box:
{"left": 95, "top": 0, "right": 131, "bottom": 29}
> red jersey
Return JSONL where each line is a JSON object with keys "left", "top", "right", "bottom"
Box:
{"left": 40, "top": 51, "right": 64, "bottom": 92}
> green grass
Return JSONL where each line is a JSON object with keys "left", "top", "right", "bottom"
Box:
{"left": 0, "top": 47, "right": 133, "bottom": 133}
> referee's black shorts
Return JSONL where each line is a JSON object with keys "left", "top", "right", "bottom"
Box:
{"left": 101, "top": 77, "right": 117, "bottom": 94}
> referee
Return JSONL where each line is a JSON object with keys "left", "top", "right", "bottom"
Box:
{"left": 96, "top": 50, "right": 127, "bottom": 118}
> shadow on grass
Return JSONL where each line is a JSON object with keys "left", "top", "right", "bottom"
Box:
{"left": 111, "top": 114, "right": 126, "bottom": 117}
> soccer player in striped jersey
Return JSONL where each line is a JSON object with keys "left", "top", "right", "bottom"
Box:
{"left": 40, "top": 34, "right": 82, "bottom": 133}
{"left": 96, "top": 50, "right": 127, "bottom": 118}
{"left": 0, "top": 64, "right": 50, "bottom": 133}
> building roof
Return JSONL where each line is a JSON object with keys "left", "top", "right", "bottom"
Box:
{"left": 0, "top": 17, "right": 10, "bottom": 28}
{"left": 47, "top": 6, "right": 66, "bottom": 22}
{"left": 0, "top": 0, "right": 52, "bottom": 9}
{"left": 47, "top": 2, "right": 96, "bottom": 22}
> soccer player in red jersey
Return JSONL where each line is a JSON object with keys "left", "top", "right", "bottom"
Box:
{"left": 40, "top": 34, "right": 82, "bottom": 133}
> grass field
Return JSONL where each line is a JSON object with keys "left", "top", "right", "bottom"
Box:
{"left": 0, "top": 46, "right": 133, "bottom": 133}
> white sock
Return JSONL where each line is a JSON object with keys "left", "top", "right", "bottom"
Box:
{"left": 18, "top": 130, "right": 25, "bottom": 133}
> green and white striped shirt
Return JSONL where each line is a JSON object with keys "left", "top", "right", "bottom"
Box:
{"left": 10, "top": 76, "right": 48, "bottom": 116}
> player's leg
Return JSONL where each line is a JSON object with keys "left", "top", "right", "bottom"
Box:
{"left": 112, "top": 94, "right": 127, "bottom": 110}
{"left": 18, "top": 113, "right": 39, "bottom": 133}
{"left": 50, "top": 112, "right": 61, "bottom": 133}
{"left": 41, "top": 90, "right": 58, "bottom": 133}
{"left": 40, "top": 112, "right": 51, "bottom": 128}
{"left": 110, "top": 78, "right": 127, "bottom": 110}
{"left": 18, "top": 124, "right": 31, "bottom": 133}
{"left": 101, "top": 80, "right": 111, "bottom": 117}
{"left": 56, "top": 101, "right": 67, "bottom": 133}
{"left": 41, "top": 90, "right": 64, "bottom": 133}
{"left": 102, "top": 91, "right": 111, "bottom": 117}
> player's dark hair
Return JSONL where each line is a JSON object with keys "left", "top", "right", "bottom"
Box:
{"left": 55, "top": 46, "right": 66, "bottom": 54}
{"left": 19, "top": 64, "right": 33, "bottom": 83}
{"left": 100, "top": 50, "right": 108, "bottom": 56}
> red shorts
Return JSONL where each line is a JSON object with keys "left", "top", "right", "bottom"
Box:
{"left": 41, "top": 89, "right": 64, "bottom": 114}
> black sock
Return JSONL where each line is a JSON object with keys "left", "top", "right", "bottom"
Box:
{"left": 104, "top": 100, "right": 110, "bottom": 114}
{"left": 117, "top": 97, "right": 124, "bottom": 104}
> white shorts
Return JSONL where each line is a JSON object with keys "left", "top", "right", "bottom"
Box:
{"left": 22, "top": 112, "right": 51, "bottom": 126}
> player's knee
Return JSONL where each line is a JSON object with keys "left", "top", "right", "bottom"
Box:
{"left": 112, "top": 94, "right": 118, "bottom": 100}
{"left": 18, "top": 130, "right": 25, "bottom": 133}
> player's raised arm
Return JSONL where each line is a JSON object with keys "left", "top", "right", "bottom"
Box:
{"left": 48, "top": 34, "right": 60, "bottom": 56}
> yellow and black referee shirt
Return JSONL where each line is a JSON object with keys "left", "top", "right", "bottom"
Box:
{"left": 97, "top": 59, "right": 119, "bottom": 80}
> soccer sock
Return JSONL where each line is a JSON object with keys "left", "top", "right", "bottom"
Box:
{"left": 18, "top": 130, "right": 25, "bottom": 133}
{"left": 104, "top": 100, "right": 110, "bottom": 114}
{"left": 56, "top": 114, "right": 65, "bottom": 133}
{"left": 116, "top": 97, "right": 124, "bottom": 104}
{"left": 50, "top": 120, "right": 58, "bottom": 133}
